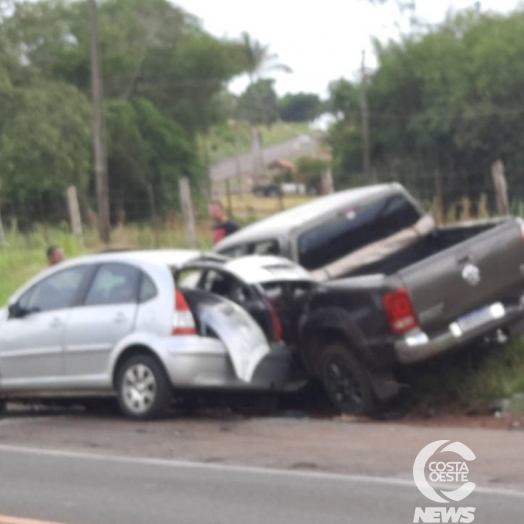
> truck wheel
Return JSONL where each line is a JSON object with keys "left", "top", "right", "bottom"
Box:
{"left": 116, "top": 355, "right": 172, "bottom": 420}
{"left": 319, "top": 344, "right": 376, "bottom": 416}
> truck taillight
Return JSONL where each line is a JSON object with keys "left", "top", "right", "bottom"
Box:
{"left": 264, "top": 297, "right": 283, "bottom": 342}
{"left": 382, "top": 288, "right": 418, "bottom": 335}
{"left": 172, "top": 289, "right": 196, "bottom": 335}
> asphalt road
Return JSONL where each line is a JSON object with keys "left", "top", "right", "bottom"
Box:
{"left": 210, "top": 135, "right": 319, "bottom": 182}
{"left": 0, "top": 446, "right": 522, "bottom": 524}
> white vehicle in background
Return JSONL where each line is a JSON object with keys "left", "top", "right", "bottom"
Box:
{"left": 0, "top": 250, "right": 314, "bottom": 419}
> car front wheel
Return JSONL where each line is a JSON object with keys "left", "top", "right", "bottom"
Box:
{"left": 116, "top": 355, "right": 172, "bottom": 420}
{"left": 319, "top": 343, "right": 376, "bottom": 417}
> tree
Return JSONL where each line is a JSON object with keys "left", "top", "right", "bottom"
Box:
{"left": 105, "top": 98, "right": 200, "bottom": 221}
{"left": 278, "top": 92, "right": 322, "bottom": 122}
{"left": 241, "top": 32, "right": 291, "bottom": 83}
{"left": 0, "top": 0, "right": 252, "bottom": 223}
{"left": 328, "top": 9, "right": 524, "bottom": 209}
{"left": 238, "top": 79, "right": 279, "bottom": 127}
{"left": 0, "top": 80, "right": 92, "bottom": 223}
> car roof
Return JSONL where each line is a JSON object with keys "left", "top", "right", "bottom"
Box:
{"left": 214, "top": 183, "right": 404, "bottom": 251}
{"left": 74, "top": 249, "right": 221, "bottom": 268}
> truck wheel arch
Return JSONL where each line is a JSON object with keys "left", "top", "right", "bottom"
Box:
{"left": 300, "top": 308, "right": 369, "bottom": 376}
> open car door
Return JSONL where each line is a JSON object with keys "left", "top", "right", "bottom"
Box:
{"left": 180, "top": 288, "right": 272, "bottom": 382}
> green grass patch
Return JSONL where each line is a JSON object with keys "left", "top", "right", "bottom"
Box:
{"left": 401, "top": 339, "right": 524, "bottom": 415}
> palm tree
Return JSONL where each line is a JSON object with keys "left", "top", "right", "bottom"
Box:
{"left": 242, "top": 32, "right": 292, "bottom": 84}
{"left": 241, "top": 33, "right": 291, "bottom": 183}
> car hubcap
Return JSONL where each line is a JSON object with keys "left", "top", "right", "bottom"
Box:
{"left": 326, "top": 359, "right": 363, "bottom": 411}
{"left": 122, "top": 364, "right": 156, "bottom": 414}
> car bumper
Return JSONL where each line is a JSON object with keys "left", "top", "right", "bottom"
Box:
{"left": 395, "top": 301, "right": 524, "bottom": 364}
{"left": 161, "top": 336, "right": 291, "bottom": 391}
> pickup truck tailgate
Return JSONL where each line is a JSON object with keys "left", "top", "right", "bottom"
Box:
{"left": 398, "top": 218, "right": 524, "bottom": 332}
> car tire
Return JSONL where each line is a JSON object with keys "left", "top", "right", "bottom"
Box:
{"left": 116, "top": 355, "right": 172, "bottom": 420}
{"left": 319, "top": 343, "right": 377, "bottom": 417}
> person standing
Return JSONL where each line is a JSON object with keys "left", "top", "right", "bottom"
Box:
{"left": 46, "top": 245, "right": 65, "bottom": 266}
{"left": 208, "top": 199, "right": 239, "bottom": 244}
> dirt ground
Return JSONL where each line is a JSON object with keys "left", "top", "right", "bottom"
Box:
{"left": 1, "top": 403, "right": 523, "bottom": 491}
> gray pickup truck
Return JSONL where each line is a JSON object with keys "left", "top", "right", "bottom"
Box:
{"left": 215, "top": 184, "right": 524, "bottom": 415}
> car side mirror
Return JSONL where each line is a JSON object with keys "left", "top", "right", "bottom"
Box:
{"left": 8, "top": 303, "right": 29, "bottom": 319}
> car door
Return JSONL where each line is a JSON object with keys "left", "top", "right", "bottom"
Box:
{"left": 0, "top": 265, "right": 89, "bottom": 386}
{"left": 177, "top": 266, "right": 274, "bottom": 382}
{"left": 63, "top": 262, "right": 140, "bottom": 379}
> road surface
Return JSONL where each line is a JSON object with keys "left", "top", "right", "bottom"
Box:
{"left": 210, "top": 135, "right": 319, "bottom": 182}
{"left": 0, "top": 445, "right": 522, "bottom": 524}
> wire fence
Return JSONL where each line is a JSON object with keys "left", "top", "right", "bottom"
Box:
{"left": 0, "top": 162, "right": 521, "bottom": 250}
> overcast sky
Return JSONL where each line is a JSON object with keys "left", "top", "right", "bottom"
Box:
{"left": 173, "top": 0, "right": 520, "bottom": 97}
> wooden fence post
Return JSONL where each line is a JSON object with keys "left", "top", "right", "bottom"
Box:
{"left": 492, "top": 160, "right": 510, "bottom": 215}
{"left": 322, "top": 167, "right": 334, "bottom": 194}
{"left": 0, "top": 206, "right": 5, "bottom": 247}
{"left": 179, "top": 177, "right": 196, "bottom": 248}
{"left": 66, "top": 186, "right": 84, "bottom": 246}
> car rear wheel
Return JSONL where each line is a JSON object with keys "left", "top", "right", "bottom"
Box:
{"left": 319, "top": 343, "right": 376, "bottom": 417}
{"left": 116, "top": 355, "right": 172, "bottom": 420}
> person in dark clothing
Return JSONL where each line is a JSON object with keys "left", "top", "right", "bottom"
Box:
{"left": 208, "top": 199, "right": 240, "bottom": 244}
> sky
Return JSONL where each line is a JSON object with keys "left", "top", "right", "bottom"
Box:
{"left": 173, "top": 0, "right": 521, "bottom": 97}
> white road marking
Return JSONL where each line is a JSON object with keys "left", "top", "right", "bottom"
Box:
{"left": 0, "top": 443, "right": 522, "bottom": 499}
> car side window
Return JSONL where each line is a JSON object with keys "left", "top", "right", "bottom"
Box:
{"left": 252, "top": 240, "right": 280, "bottom": 256}
{"left": 85, "top": 263, "right": 140, "bottom": 306}
{"left": 218, "top": 245, "right": 248, "bottom": 258}
{"left": 23, "top": 266, "right": 88, "bottom": 313}
{"left": 139, "top": 273, "right": 158, "bottom": 303}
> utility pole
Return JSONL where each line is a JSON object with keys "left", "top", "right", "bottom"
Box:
{"left": 360, "top": 50, "right": 372, "bottom": 183}
{"left": 89, "top": 0, "right": 111, "bottom": 243}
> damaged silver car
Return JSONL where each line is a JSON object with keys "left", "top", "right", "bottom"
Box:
{"left": 0, "top": 250, "right": 314, "bottom": 419}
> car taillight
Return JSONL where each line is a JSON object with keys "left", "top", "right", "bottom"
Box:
{"left": 172, "top": 289, "right": 196, "bottom": 335}
{"left": 264, "top": 297, "right": 283, "bottom": 342}
{"left": 382, "top": 288, "right": 418, "bottom": 335}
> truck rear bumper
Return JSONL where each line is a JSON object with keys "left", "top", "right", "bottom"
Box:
{"left": 395, "top": 301, "right": 524, "bottom": 364}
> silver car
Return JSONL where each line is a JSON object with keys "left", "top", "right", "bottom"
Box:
{"left": 0, "top": 250, "right": 313, "bottom": 419}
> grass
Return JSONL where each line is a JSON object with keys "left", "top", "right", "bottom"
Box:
{"left": 226, "top": 193, "right": 315, "bottom": 220}
{"left": 400, "top": 338, "right": 524, "bottom": 416}
{"left": 205, "top": 121, "right": 311, "bottom": 165}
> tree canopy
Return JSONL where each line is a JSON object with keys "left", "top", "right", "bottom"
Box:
{"left": 0, "top": 0, "right": 248, "bottom": 225}
{"left": 329, "top": 9, "right": 524, "bottom": 211}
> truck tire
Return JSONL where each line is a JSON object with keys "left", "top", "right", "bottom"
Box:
{"left": 319, "top": 343, "right": 377, "bottom": 416}
{"left": 116, "top": 355, "right": 172, "bottom": 420}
